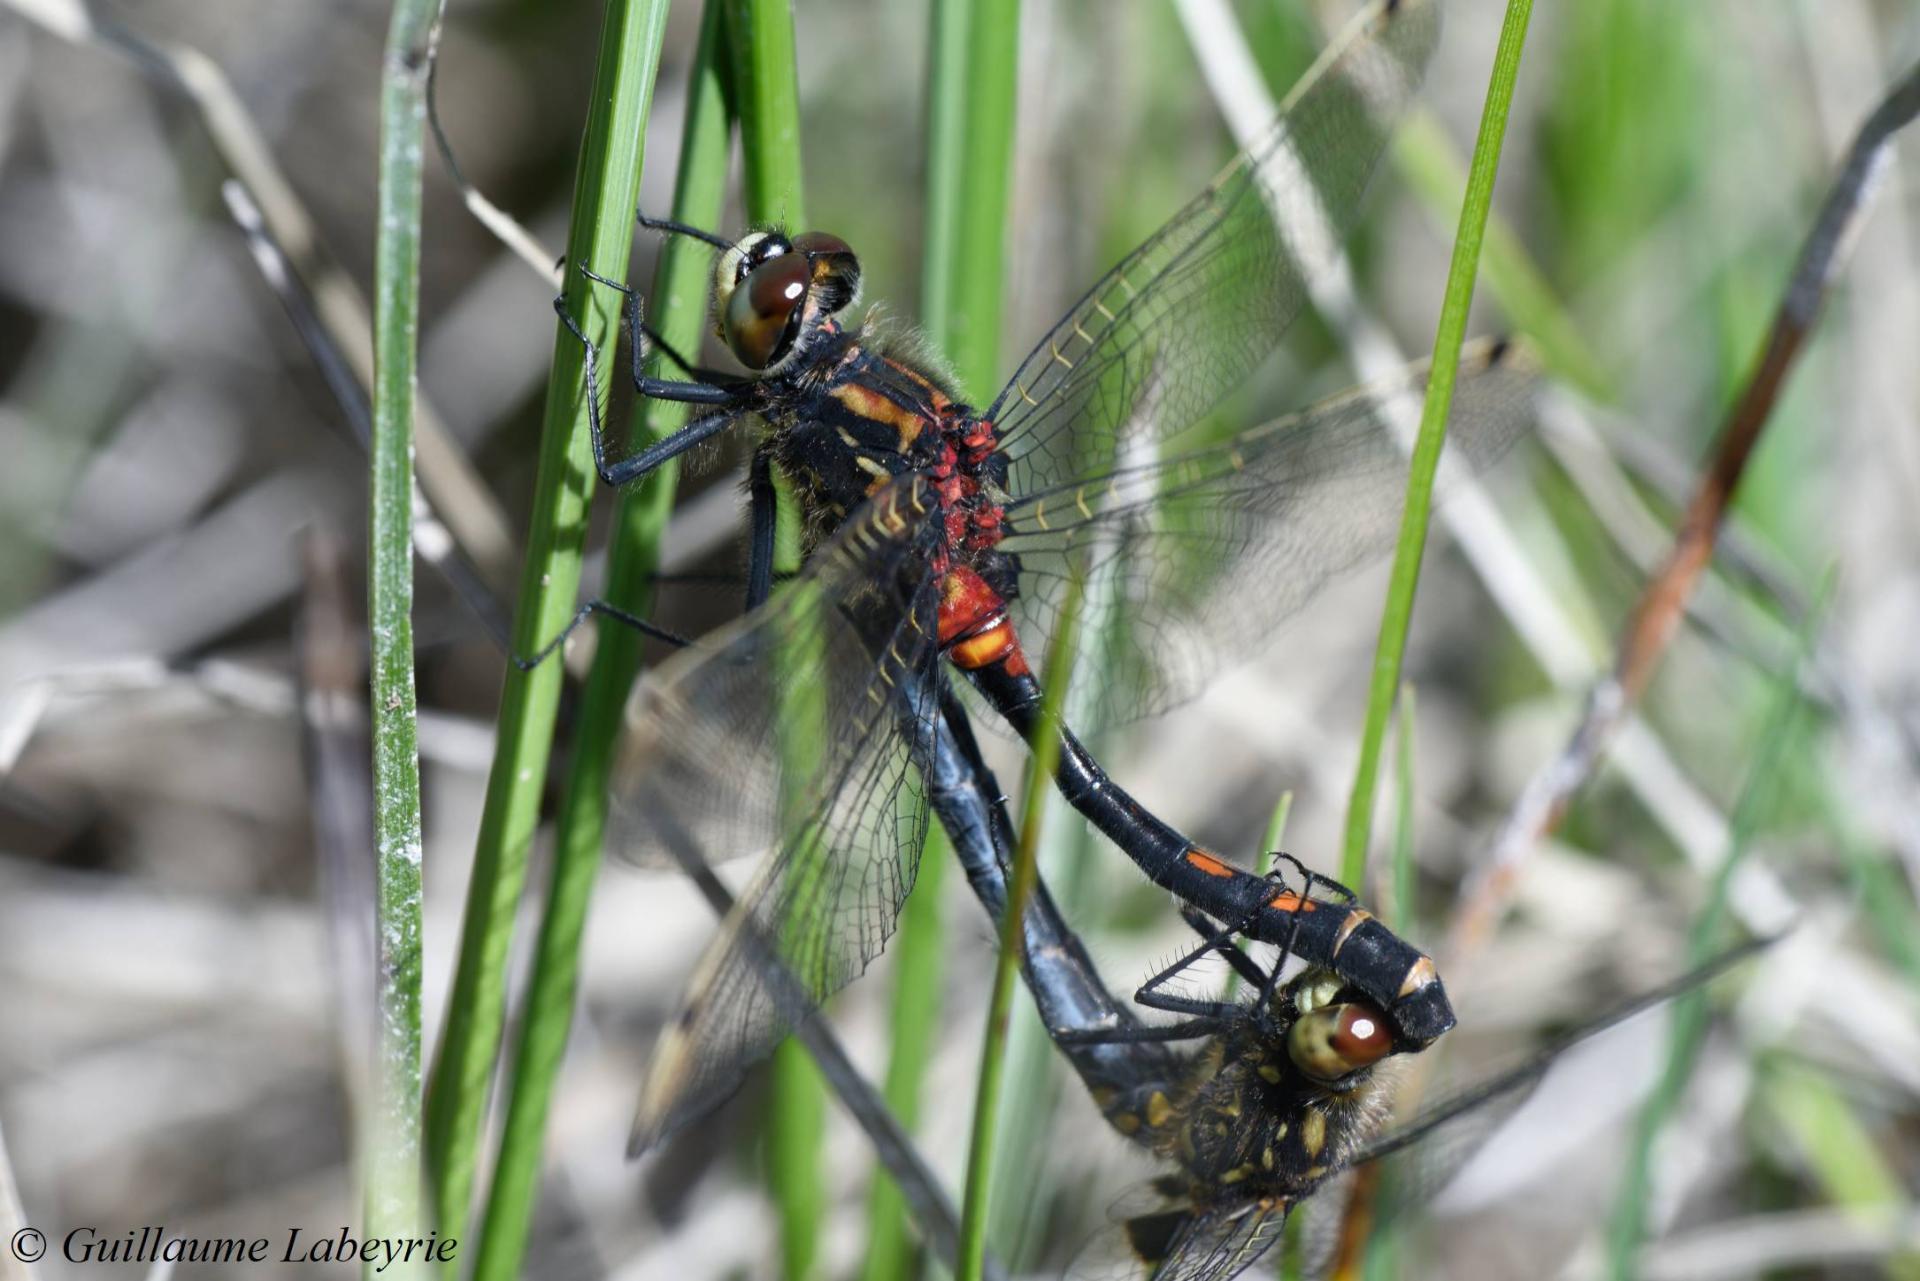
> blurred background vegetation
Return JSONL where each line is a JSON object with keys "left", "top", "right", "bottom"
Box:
{"left": 1, "top": 0, "right": 1917, "bottom": 1278}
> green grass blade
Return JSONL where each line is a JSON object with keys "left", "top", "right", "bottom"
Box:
{"left": 861, "top": 2, "right": 1019, "bottom": 1275}
{"left": 422, "top": 0, "right": 671, "bottom": 1241}
{"left": 725, "top": 0, "right": 806, "bottom": 228}
{"left": 957, "top": 576, "right": 1086, "bottom": 1281}
{"left": 1758, "top": 1063, "right": 1920, "bottom": 1281}
{"left": 1389, "top": 683, "right": 1417, "bottom": 930}
{"left": 367, "top": 1, "right": 434, "bottom": 1273}
{"left": 1339, "top": 0, "right": 1535, "bottom": 888}
{"left": 1262, "top": 789, "right": 1298, "bottom": 864}
{"left": 466, "top": 7, "right": 731, "bottom": 1279}
{"left": 1393, "top": 112, "right": 1611, "bottom": 402}
{"left": 720, "top": 5, "right": 824, "bottom": 1274}
{"left": 1604, "top": 573, "right": 1833, "bottom": 1280}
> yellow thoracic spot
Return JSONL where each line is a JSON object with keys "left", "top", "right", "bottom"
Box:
{"left": 1146, "top": 1092, "right": 1175, "bottom": 1128}
{"left": 1302, "top": 1109, "right": 1327, "bottom": 1159}
{"left": 1114, "top": 1113, "right": 1142, "bottom": 1135}
{"left": 1257, "top": 1064, "right": 1282, "bottom": 1084}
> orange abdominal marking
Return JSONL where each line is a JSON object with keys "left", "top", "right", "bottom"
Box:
{"left": 1183, "top": 849, "right": 1234, "bottom": 878}
{"left": 948, "top": 618, "right": 1015, "bottom": 670}
{"left": 1268, "top": 891, "right": 1318, "bottom": 914}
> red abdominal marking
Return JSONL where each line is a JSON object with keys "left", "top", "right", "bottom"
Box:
{"left": 930, "top": 406, "right": 1023, "bottom": 674}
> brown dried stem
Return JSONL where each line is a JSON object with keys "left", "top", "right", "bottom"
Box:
{"left": 1456, "top": 57, "right": 1920, "bottom": 955}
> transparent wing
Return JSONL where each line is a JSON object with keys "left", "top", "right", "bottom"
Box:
{"left": 1001, "top": 340, "right": 1541, "bottom": 730}
{"left": 1067, "top": 1197, "right": 1293, "bottom": 1281}
{"left": 610, "top": 477, "right": 948, "bottom": 1150}
{"left": 1149, "top": 1199, "right": 1293, "bottom": 1281}
{"left": 987, "top": 0, "right": 1439, "bottom": 498}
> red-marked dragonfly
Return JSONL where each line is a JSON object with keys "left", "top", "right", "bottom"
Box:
{"left": 561, "top": 0, "right": 1542, "bottom": 1147}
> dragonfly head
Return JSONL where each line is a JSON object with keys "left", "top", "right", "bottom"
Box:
{"left": 714, "top": 228, "right": 863, "bottom": 372}
{"left": 1280, "top": 971, "right": 1395, "bottom": 1088}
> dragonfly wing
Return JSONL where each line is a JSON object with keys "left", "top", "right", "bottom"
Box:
{"left": 1148, "top": 1199, "right": 1294, "bottom": 1281}
{"left": 611, "top": 477, "right": 947, "bottom": 1151}
{"left": 1001, "top": 339, "right": 1542, "bottom": 731}
{"left": 1067, "top": 1196, "right": 1293, "bottom": 1281}
{"left": 988, "top": 0, "right": 1438, "bottom": 497}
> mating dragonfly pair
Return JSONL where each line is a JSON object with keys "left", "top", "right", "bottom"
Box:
{"left": 540, "top": 0, "right": 1757, "bottom": 1274}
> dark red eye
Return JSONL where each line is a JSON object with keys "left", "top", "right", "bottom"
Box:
{"left": 1329, "top": 1004, "right": 1391, "bottom": 1065}
{"left": 792, "top": 231, "right": 862, "bottom": 316}
{"left": 723, "top": 252, "right": 808, "bottom": 369}
{"left": 791, "top": 231, "right": 850, "bottom": 256}
{"left": 1286, "top": 1001, "right": 1393, "bottom": 1082}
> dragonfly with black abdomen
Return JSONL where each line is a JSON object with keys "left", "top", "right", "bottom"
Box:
{"left": 904, "top": 652, "right": 1770, "bottom": 1280}
{"left": 556, "top": 0, "right": 1543, "bottom": 1147}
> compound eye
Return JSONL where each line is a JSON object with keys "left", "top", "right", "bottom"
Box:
{"left": 1286, "top": 1001, "right": 1392, "bottom": 1083}
{"left": 791, "top": 230, "right": 862, "bottom": 316}
{"left": 723, "top": 251, "right": 808, "bottom": 369}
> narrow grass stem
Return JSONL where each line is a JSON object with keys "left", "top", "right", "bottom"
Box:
{"left": 957, "top": 578, "right": 1084, "bottom": 1281}
{"left": 1340, "top": 0, "right": 1534, "bottom": 887}
{"left": 365, "top": 3, "right": 435, "bottom": 1274}
{"left": 720, "top": 6, "right": 823, "bottom": 1275}
{"left": 466, "top": 7, "right": 729, "bottom": 1279}
{"left": 422, "top": 0, "right": 671, "bottom": 1241}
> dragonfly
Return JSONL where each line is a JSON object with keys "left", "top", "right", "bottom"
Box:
{"left": 1048, "top": 908, "right": 1765, "bottom": 1281}
{"left": 562, "top": 0, "right": 1541, "bottom": 1147}
{"left": 908, "top": 642, "right": 1769, "bottom": 1281}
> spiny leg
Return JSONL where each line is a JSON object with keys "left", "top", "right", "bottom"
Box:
{"left": 555, "top": 267, "right": 743, "bottom": 490}
{"left": 1179, "top": 904, "right": 1269, "bottom": 989}
{"left": 509, "top": 600, "right": 692, "bottom": 672}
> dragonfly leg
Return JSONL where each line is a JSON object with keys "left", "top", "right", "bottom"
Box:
{"left": 1178, "top": 904, "right": 1270, "bottom": 989}
{"left": 1254, "top": 907, "right": 1308, "bottom": 1024}
{"left": 746, "top": 448, "right": 778, "bottom": 610}
{"left": 555, "top": 273, "right": 744, "bottom": 490}
{"left": 574, "top": 263, "right": 738, "bottom": 385}
{"left": 1133, "top": 933, "right": 1248, "bottom": 1023}
{"left": 637, "top": 208, "right": 734, "bottom": 252}
{"left": 509, "top": 599, "right": 693, "bottom": 672}
{"left": 1056, "top": 1018, "right": 1229, "bottom": 1046}
{"left": 1266, "top": 851, "right": 1357, "bottom": 906}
